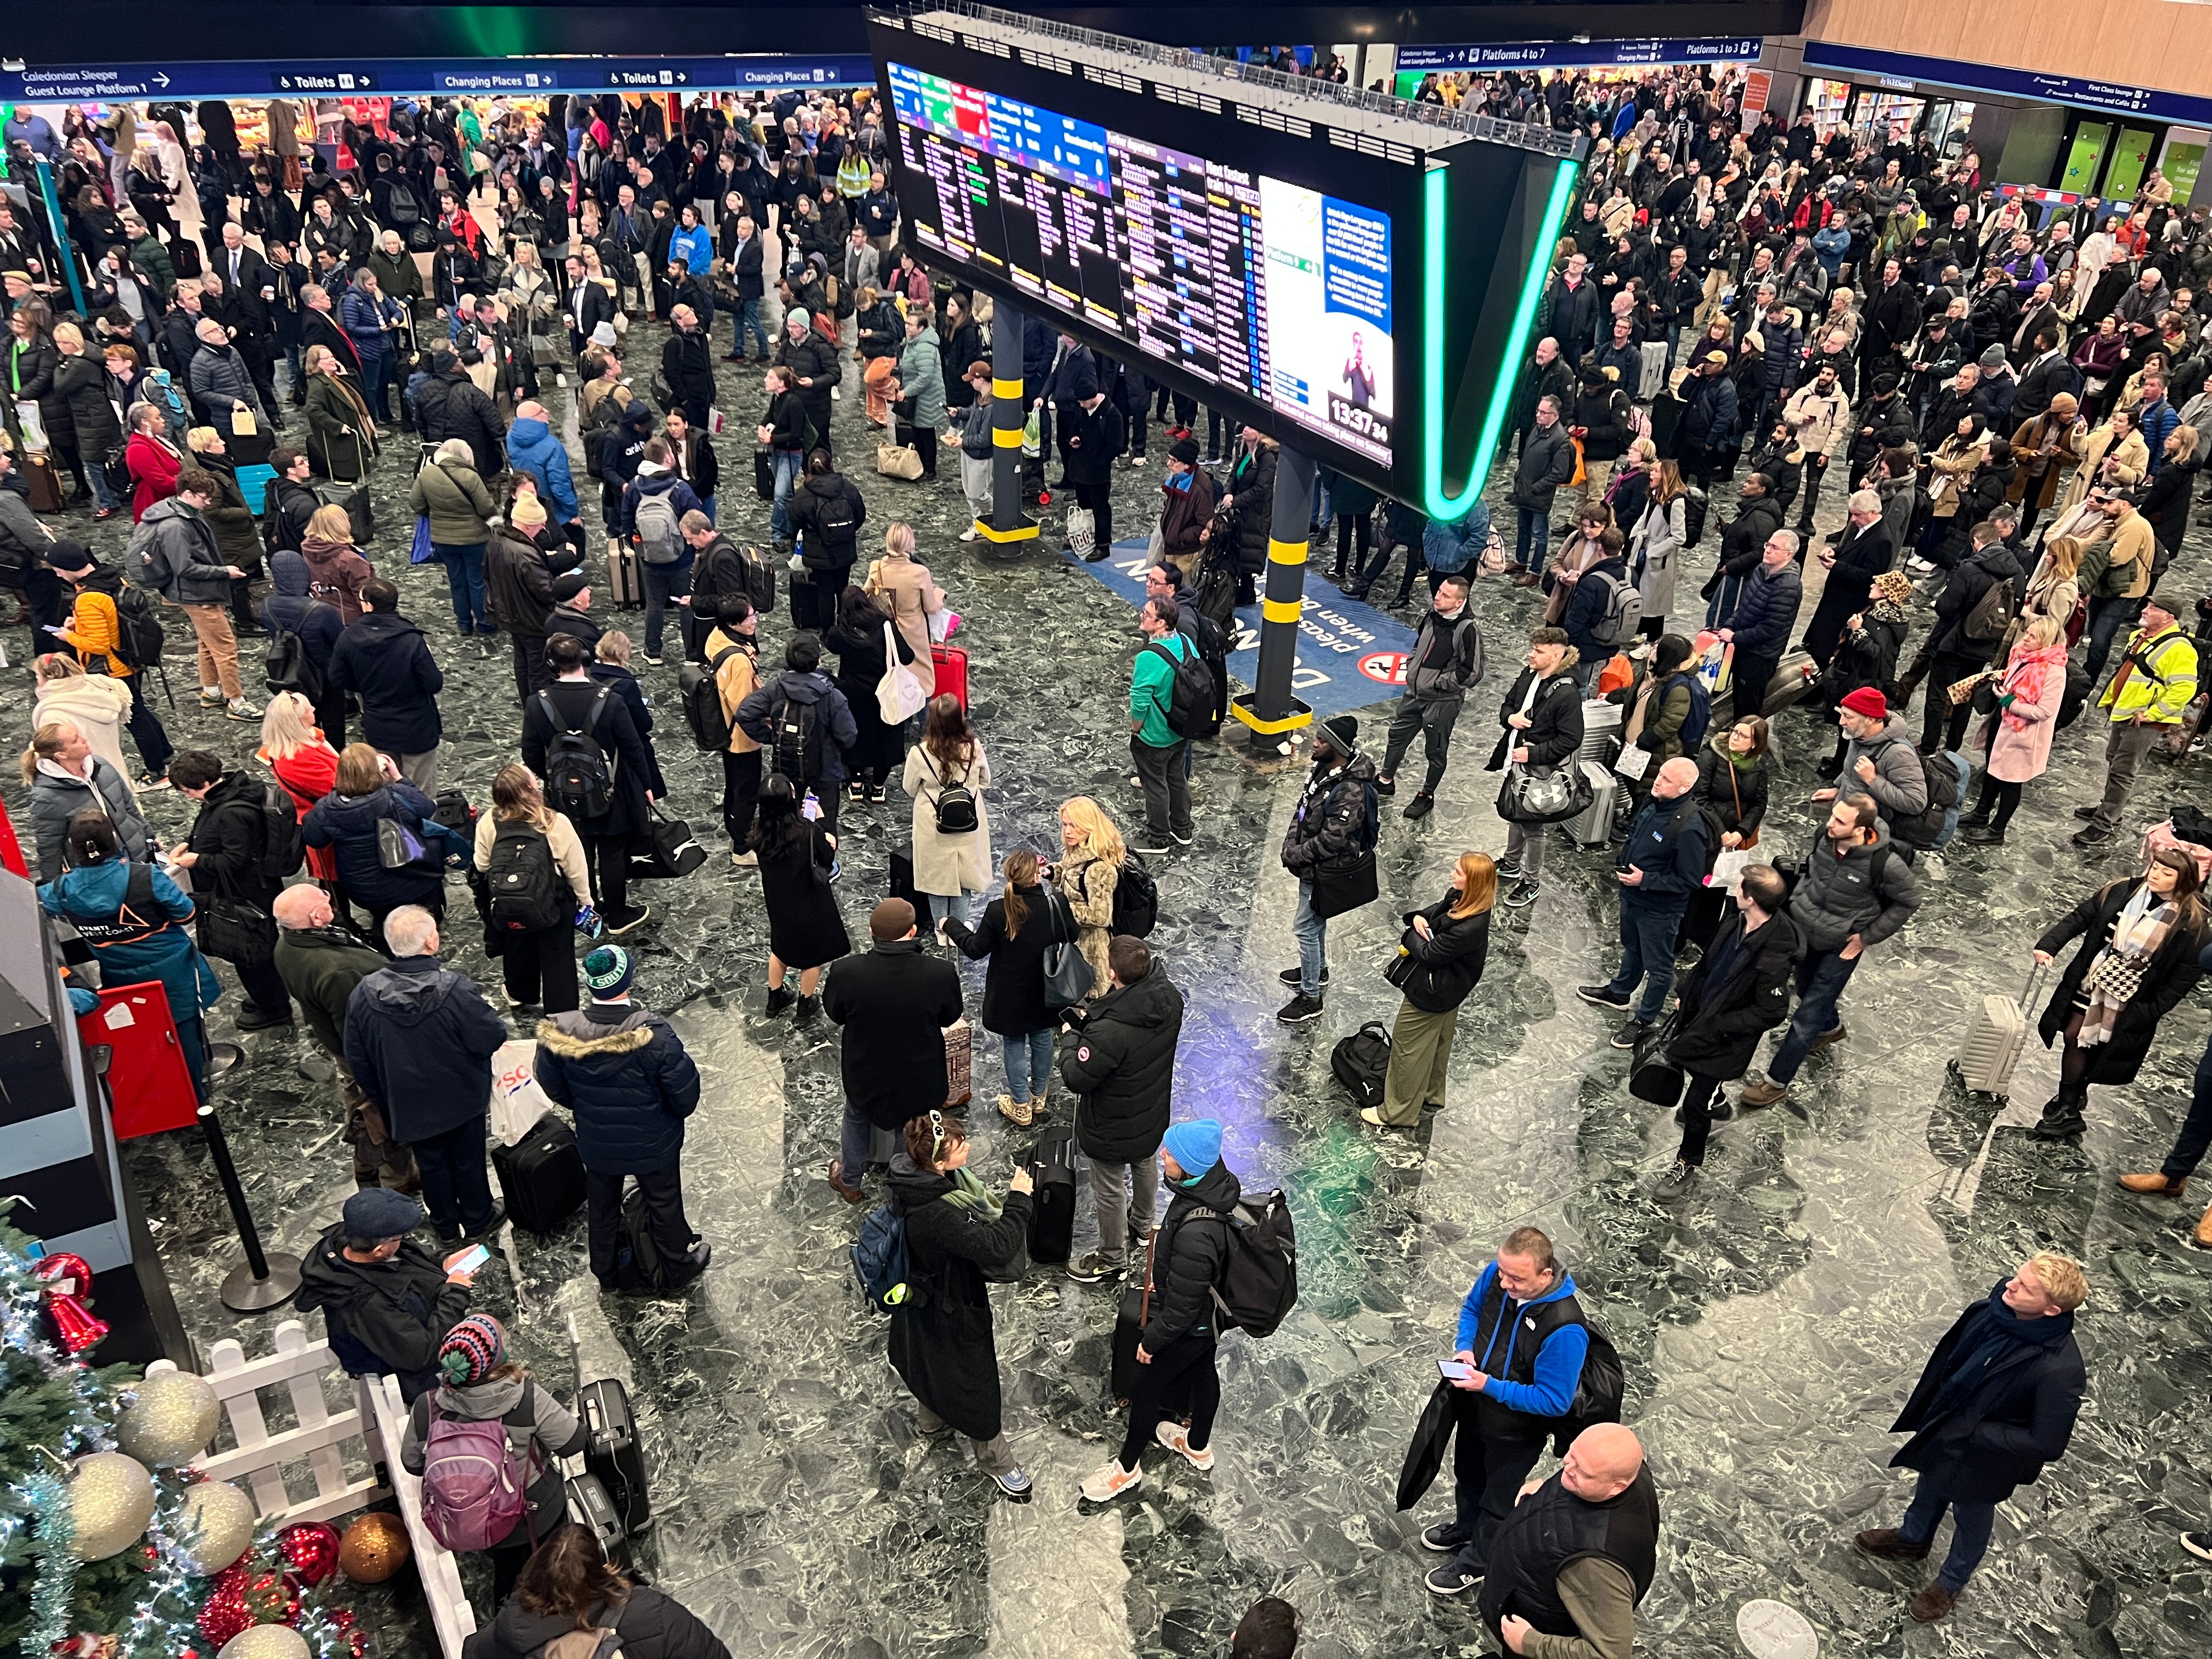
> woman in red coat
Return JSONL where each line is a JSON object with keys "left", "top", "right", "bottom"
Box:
{"left": 123, "top": 403, "right": 181, "bottom": 522}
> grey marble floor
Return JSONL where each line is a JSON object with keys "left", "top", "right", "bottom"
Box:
{"left": 11, "top": 311, "right": 2212, "bottom": 1659}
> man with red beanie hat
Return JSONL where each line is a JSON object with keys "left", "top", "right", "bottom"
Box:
{"left": 1812, "top": 685, "right": 1930, "bottom": 844}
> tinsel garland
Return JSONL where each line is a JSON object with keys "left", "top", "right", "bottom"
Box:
{"left": 21, "top": 1469, "right": 77, "bottom": 1656}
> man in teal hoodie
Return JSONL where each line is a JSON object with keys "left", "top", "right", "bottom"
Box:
{"left": 1129, "top": 596, "right": 1193, "bottom": 854}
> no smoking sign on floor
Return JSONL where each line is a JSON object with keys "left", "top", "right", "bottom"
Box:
{"left": 1359, "top": 651, "right": 1412, "bottom": 686}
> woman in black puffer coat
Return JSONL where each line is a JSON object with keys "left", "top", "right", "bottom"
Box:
{"left": 1368, "top": 851, "right": 1494, "bottom": 1127}
{"left": 944, "top": 849, "right": 1062, "bottom": 1129}
{"left": 464, "top": 1522, "right": 732, "bottom": 1659}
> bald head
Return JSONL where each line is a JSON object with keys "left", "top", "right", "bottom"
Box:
{"left": 1652, "top": 756, "right": 1699, "bottom": 799}
{"left": 272, "top": 885, "right": 334, "bottom": 930}
{"left": 1560, "top": 1424, "right": 1643, "bottom": 1501}
{"left": 516, "top": 399, "right": 550, "bottom": 423}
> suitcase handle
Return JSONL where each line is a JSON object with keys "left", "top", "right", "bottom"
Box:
{"left": 2021, "top": 958, "right": 2051, "bottom": 1008}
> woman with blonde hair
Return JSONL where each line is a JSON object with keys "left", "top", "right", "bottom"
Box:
{"left": 1051, "top": 796, "right": 1125, "bottom": 1001}
{"left": 1368, "top": 853, "right": 1495, "bottom": 1127}
{"left": 944, "top": 848, "right": 1062, "bottom": 1127}
{"left": 300, "top": 501, "right": 374, "bottom": 623}
{"left": 867, "top": 521, "right": 944, "bottom": 700}
{"left": 902, "top": 693, "right": 992, "bottom": 938}
{"left": 1957, "top": 613, "right": 2071, "bottom": 847}
{"left": 31, "top": 653, "right": 134, "bottom": 791}
{"left": 473, "top": 762, "right": 593, "bottom": 1013}
{"left": 258, "top": 691, "right": 343, "bottom": 882}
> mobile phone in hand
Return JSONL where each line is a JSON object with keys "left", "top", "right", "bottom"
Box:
{"left": 447, "top": 1243, "right": 490, "bottom": 1275}
{"left": 1438, "top": 1359, "right": 1474, "bottom": 1383}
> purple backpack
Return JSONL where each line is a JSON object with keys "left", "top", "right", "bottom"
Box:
{"left": 420, "top": 1398, "right": 539, "bottom": 1551}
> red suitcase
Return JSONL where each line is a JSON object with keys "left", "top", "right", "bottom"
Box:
{"left": 931, "top": 645, "right": 968, "bottom": 710}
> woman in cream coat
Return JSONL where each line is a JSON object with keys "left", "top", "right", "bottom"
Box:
{"left": 2058, "top": 408, "right": 2149, "bottom": 514}
{"left": 902, "top": 694, "right": 991, "bottom": 938}
{"left": 31, "top": 655, "right": 137, "bottom": 795}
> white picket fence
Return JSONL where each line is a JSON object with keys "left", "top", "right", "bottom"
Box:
{"left": 149, "top": 1321, "right": 476, "bottom": 1657}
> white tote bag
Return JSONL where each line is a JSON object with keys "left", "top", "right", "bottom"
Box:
{"left": 1065, "top": 505, "right": 1096, "bottom": 558}
{"left": 876, "top": 619, "right": 928, "bottom": 724}
{"left": 489, "top": 1039, "right": 559, "bottom": 1147}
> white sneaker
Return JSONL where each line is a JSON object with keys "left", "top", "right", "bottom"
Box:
{"left": 731, "top": 850, "right": 759, "bottom": 868}
{"left": 1079, "top": 1460, "right": 1143, "bottom": 1502}
{"left": 831, "top": 388, "right": 842, "bottom": 400}
{"left": 642, "top": 653, "right": 663, "bottom": 667}
{"left": 958, "top": 527, "right": 978, "bottom": 542}
{"left": 1154, "top": 1419, "right": 1216, "bottom": 1471}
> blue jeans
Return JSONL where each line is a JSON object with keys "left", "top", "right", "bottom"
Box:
{"left": 1767, "top": 946, "right": 1863, "bottom": 1084}
{"left": 1293, "top": 878, "right": 1328, "bottom": 999}
{"left": 436, "top": 541, "right": 489, "bottom": 633}
{"left": 640, "top": 558, "right": 692, "bottom": 658}
{"left": 770, "top": 449, "right": 800, "bottom": 541}
{"left": 1004, "top": 1027, "right": 1056, "bottom": 1105}
{"left": 927, "top": 891, "right": 973, "bottom": 928}
{"left": 88, "top": 462, "right": 122, "bottom": 513}
{"left": 1515, "top": 507, "right": 1550, "bottom": 575}
{"left": 1605, "top": 897, "right": 1687, "bottom": 1023}
{"left": 733, "top": 297, "right": 768, "bottom": 359}
{"left": 361, "top": 351, "right": 393, "bottom": 421}
{"left": 2080, "top": 595, "right": 2142, "bottom": 685}
{"left": 840, "top": 1102, "right": 876, "bottom": 1181}
{"left": 1900, "top": 1472, "right": 1996, "bottom": 1594}
{"left": 699, "top": 492, "right": 716, "bottom": 526}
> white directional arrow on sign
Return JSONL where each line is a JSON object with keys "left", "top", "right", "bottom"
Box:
{"left": 152, "top": 72, "right": 170, "bottom": 87}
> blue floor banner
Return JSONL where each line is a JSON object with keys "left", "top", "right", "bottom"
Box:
{"left": 1060, "top": 539, "right": 1420, "bottom": 721}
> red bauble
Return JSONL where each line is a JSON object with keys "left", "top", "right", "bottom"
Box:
{"left": 32, "top": 1253, "right": 109, "bottom": 1354}
{"left": 275, "top": 1521, "right": 343, "bottom": 1587}
{"left": 195, "top": 1565, "right": 254, "bottom": 1648}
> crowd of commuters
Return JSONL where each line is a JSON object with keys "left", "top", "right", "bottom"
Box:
{"left": 7, "top": 57, "right": 2210, "bottom": 1652}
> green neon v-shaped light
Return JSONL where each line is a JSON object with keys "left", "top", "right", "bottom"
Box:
{"left": 1422, "top": 156, "right": 1581, "bottom": 522}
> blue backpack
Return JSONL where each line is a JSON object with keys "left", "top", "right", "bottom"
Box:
{"left": 1673, "top": 672, "right": 1712, "bottom": 751}
{"left": 851, "top": 1205, "right": 915, "bottom": 1313}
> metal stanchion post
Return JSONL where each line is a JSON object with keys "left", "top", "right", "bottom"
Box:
{"left": 198, "top": 1101, "right": 302, "bottom": 1314}
{"left": 974, "top": 297, "right": 1037, "bottom": 559}
{"left": 1230, "top": 444, "right": 1317, "bottom": 750}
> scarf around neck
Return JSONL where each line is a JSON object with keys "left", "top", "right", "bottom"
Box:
{"left": 1925, "top": 1280, "right": 2074, "bottom": 1423}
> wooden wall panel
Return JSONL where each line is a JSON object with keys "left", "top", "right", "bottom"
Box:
{"left": 1804, "top": 0, "right": 2212, "bottom": 99}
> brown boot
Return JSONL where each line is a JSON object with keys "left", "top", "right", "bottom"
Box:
{"left": 827, "top": 1160, "right": 866, "bottom": 1204}
{"left": 1853, "top": 1527, "right": 1930, "bottom": 1561}
{"left": 2197, "top": 1200, "right": 2212, "bottom": 1249}
{"left": 1908, "top": 1583, "right": 1957, "bottom": 1623}
{"left": 1738, "top": 1077, "right": 1788, "bottom": 1109}
{"left": 2119, "top": 1171, "right": 2187, "bottom": 1196}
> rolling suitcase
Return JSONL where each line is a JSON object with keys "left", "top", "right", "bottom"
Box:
{"left": 1026, "top": 1129, "right": 1076, "bottom": 1263}
{"left": 1951, "top": 963, "right": 2048, "bottom": 1098}
{"left": 931, "top": 644, "right": 968, "bottom": 710}
{"left": 568, "top": 1314, "right": 653, "bottom": 1536}
{"left": 943, "top": 1017, "right": 972, "bottom": 1107}
{"left": 889, "top": 841, "right": 927, "bottom": 916}
{"left": 564, "top": 1472, "right": 631, "bottom": 1570}
{"left": 753, "top": 444, "right": 775, "bottom": 501}
{"left": 606, "top": 540, "right": 645, "bottom": 608}
{"left": 1561, "top": 759, "right": 1621, "bottom": 848}
{"left": 488, "top": 1111, "right": 586, "bottom": 1237}
{"left": 1760, "top": 648, "right": 1820, "bottom": 718}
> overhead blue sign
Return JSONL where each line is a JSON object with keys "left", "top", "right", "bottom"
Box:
{"left": 1800, "top": 41, "right": 2212, "bottom": 129}
{"left": 0, "top": 55, "right": 877, "bottom": 104}
{"left": 1398, "top": 38, "right": 1764, "bottom": 72}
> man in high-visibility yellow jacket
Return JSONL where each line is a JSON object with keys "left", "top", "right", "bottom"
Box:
{"left": 2074, "top": 597, "right": 2199, "bottom": 845}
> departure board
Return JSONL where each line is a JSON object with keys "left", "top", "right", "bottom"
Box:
{"left": 886, "top": 60, "right": 1396, "bottom": 471}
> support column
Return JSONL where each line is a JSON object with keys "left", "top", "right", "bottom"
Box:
{"left": 1231, "top": 444, "right": 1316, "bottom": 748}
{"left": 34, "top": 160, "right": 87, "bottom": 318}
{"left": 975, "top": 297, "right": 1037, "bottom": 558}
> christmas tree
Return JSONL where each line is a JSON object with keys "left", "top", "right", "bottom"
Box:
{"left": 0, "top": 1221, "right": 366, "bottom": 1658}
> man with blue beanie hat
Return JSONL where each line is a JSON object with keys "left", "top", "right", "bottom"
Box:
{"left": 1081, "top": 1115, "right": 1240, "bottom": 1504}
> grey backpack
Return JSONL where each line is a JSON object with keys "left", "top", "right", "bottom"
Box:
{"left": 634, "top": 493, "right": 681, "bottom": 565}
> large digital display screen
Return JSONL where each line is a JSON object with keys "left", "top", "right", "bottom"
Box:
{"left": 887, "top": 60, "right": 1396, "bottom": 470}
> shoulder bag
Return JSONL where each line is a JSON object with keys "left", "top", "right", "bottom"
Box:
{"left": 875, "top": 620, "right": 928, "bottom": 723}
{"left": 1040, "top": 887, "right": 1096, "bottom": 1008}
{"left": 1496, "top": 760, "right": 1594, "bottom": 825}
{"left": 197, "top": 893, "right": 278, "bottom": 966}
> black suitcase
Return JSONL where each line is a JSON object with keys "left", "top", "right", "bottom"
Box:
{"left": 569, "top": 1316, "right": 653, "bottom": 1535}
{"left": 890, "top": 842, "right": 927, "bottom": 918}
{"left": 1026, "top": 1130, "right": 1076, "bottom": 1264}
{"left": 753, "top": 444, "right": 775, "bottom": 501}
{"left": 489, "top": 1111, "right": 586, "bottom": 1237}
{"left": 1110, "top": 1275, "right": 1147, "bottom": 1406}
{"left": 564, "top": 1472, "right": 631, "bottom": 1570}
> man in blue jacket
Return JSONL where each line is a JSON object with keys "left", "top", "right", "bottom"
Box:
{"left": 1425, "top": 1227, "right": 1592, "bottom": 1599}
{"left": 1577, "top": 757, "right": 1711, "bottom": 1045}
{"left": 535, "top": 945, "right": 712, "bottom": 1293}
{"left": 507, "top": 399, "right": 582, "bottom": 550}
{"left": 343, "top": 905, "right": 510, "bottom": 1244}
{"left": 1717, "top": 530, "right": 1803, "bottom": 723}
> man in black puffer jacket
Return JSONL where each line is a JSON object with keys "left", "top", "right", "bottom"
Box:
{"left": 534, "top": 944, "right": 710, "bottom": 1293}
{"left": 1060, "top": 934, "right": 1184, "bottom": 1287}
{"left": 1278, "top": 714, "right": 1380, "bottom": 1025}
{"left": 1079, "top": 1115, "right": 1238, "bottom": 1505}
{"left": 413, "top": 348, "right": 507, "bottom": 477}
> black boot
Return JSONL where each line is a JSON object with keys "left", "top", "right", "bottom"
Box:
{"left": 2029, "top": 1085, "right": 2089, "bottom": 1141}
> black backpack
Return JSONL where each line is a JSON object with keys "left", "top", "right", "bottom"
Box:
{"left": 114, "top": 583, "right": 167, "bottom": 669}
{"left": 924, "top": 751, "right": 979, "bottom": 834}
{"left": 486, "top": 819, "right": 568, "bottom": 933}
{"left": 1330, "top": 1021, "right": 1391, "bottom": 1111}
{"left": 1680, "top": 485, "right": 1709, "bottom": 548}
{"left": 1188, "top": 548, "right": 1238, "bottom": 633}
{"left": 724, "top": 541, "right": 775, "bottom": 612}
{"left": 1144, "top": 639, "right": 1215, "bottom": 742}
{"left": 1891, "top": 743, "right": 1961, "bottom": 848}
{"left": 1199, "top": 1191, "right": 1299, "bottom": 1339}
{"left": 537, "top": 689, "right": 617, "bottom": 819}
{"left": 1110, "top": 851, "right": 1158, "bottom": 937}
{"left": 264, "top": 622, "right": 326, "bottom": 700}
{"left": 253, "top": 783, "right": 307, "bottom": 880}
{"left": 386, "top": 181, "right": 424, "bottom": 226}
{"left": 679, "top": 646, "right": 740, "bottom": 752}
{"left": 1548, "top": 1312, "right": 1628, "bottom": 1456}
{"left": 812, "top": 484, "right": 857, "bottom": 542}
{"left": 768, "top": 684, "right": 822, "bottom": 783}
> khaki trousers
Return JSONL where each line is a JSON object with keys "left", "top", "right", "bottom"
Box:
{"left": 173, "top": 600, "right": 242, "bottom": 699}
{"left": 1379, "top": 1001, "right": 1459, "bottom": 1126}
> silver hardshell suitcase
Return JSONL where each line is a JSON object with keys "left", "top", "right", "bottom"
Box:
{"left": 1951, "top": 963, "right": 2049, "bottom": 1097}
{"left": 1561, "top": 759, "right": 1621, "bottom": 848}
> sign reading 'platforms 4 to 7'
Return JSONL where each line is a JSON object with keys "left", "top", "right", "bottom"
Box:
{"left": 0, "top": 55, "right": 877, "bottom": 103}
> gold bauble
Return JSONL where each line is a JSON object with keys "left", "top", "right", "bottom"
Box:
{"left": 116, "top": 1372, "right": 223, "bottom": 1468}
{"left": 217, "top": 1628, "right": 312, "bottom": 1659}
{"left": 67, "top": 1451, "right": 156, "bottom": 1560}
{"left": 174, "top": 1479, "right": 257, "bottom": 1574}
{"left": 337, "top": 1510, "right": 412, "bottom": 1584}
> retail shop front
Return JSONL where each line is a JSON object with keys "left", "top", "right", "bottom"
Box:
{"left": 1797, "top": 41, "right": 2212, "bottom": 213}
